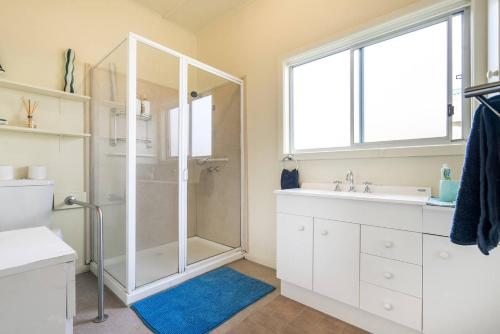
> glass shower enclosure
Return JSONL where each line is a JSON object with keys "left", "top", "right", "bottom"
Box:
{"left": 90, "top": 33, "right": 245, "bottom": 304}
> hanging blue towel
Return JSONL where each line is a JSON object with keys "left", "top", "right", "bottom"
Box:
{"left": 281, "top": 169, "right": 299, "bottom": 189}
{"left": 451, "top": 95, "right": 500, "bottom": 255}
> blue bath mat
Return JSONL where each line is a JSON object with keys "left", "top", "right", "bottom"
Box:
{"left": 131, "top": 267, "right": 275, "bottom": 334}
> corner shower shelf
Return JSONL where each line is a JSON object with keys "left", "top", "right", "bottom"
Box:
{"left": 0, "top": 125, "right": 91, "bottom": 138}
{"left": 110, "top": 109, "right": 152, "bottom": 147}
{"left": 0, "top": 79, "right": 90, "bottom": 102}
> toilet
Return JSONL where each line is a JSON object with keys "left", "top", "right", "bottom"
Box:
{"left": 0, "top": 179, "right": 55, "bottom": 233}
{"left": 0, "top": 179, "right": 76, "bottom": 334}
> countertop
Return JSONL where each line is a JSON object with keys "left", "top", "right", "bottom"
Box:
{"left": 274, "top": 188, "right": 430, "bottom": 206}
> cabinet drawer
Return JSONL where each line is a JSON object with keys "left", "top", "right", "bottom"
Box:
{"left": 361, "top": 226, "right": 422, "bottom": 265}
{"left": 277, "top": 214, "right": 313, "bottom": 290}
{"left": 360, "top": 282, "right": 422, "bottom": 331}
{"left": 361, "top": 253, "right": 422, "bottom": 297}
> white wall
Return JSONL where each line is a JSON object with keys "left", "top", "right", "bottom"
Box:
{"left": 196, "top": 0, "right": 467, "bottom": 268}
{"left": 0, "top": 0, "right": 197, "bottom": 91}
{"left": 0, "top": 0, "right": 197, "bottom": 273}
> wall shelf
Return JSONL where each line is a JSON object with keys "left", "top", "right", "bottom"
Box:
{"left": 0, "top": 78, "right": 91, "bottom": 102}
{"left": 0, "top": 125, "right": 90, "bottom": 138}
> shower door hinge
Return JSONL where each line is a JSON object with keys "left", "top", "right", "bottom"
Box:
{"left": 183, "top": 168, "right": 189, "bottom": 181}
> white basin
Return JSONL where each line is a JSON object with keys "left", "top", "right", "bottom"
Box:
{"left": 274, "top": 182, "right": 431, "bottom": 205}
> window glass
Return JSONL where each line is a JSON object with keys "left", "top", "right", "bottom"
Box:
{"left": 291, "top": 51, "right": 351, "bottom": 150}
{"left": 362, "top": 21, "right": 448, "bottom": 142}
{"left": 451, "top": 13, "right": 464, "bottom": 140}
{"left": 191, "top": 95, "right": 213, "bottom": 157}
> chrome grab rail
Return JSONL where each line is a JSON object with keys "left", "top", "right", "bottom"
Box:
{"left": 64, "top": 196, "right": 108, "bottom": 323}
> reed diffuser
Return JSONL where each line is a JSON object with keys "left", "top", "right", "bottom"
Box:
{"left": 22, "top": 97, "right": 39, "bottom": 128}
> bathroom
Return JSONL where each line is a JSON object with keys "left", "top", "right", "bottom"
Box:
{"left": 0, "top": 0, "right": 498, "bottom": 333}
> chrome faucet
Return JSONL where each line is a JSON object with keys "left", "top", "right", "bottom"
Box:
{"left": 346, "top": 169, "right": 355, "bottom": 192}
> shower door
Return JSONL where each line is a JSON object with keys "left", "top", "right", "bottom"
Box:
{"left": 185, "top": 64, "right": 242, "bottom": 265}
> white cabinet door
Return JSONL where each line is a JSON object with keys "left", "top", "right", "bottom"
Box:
{"left": 313, "top": 218, "right": 360, "bottom": 307}
{"left": 277, "top": 213, "right": 313, "bottom": 290}
{"left": 423, "top": 235, "right": 500, "bottom": 334}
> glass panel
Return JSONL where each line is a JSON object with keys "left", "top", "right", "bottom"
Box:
{"left": 91, "top": 41, "right": 128, "bottom": 287}
{"left": 362, "top": 21, "right": 448, "bottom": 142}
{"left": 186, "top": 65, "right": 241, "bottom": 265}
{"left": 353, "top": 49, "right": 361, "bottom": 143}
{"left": 451, "top": 13, "right": 464, "bottom": 140}
{"left": 135, "top": 42, "right": 180, "bottom": 287}
{"left": 291, "top": 51, "right": 351, "bottom": 150}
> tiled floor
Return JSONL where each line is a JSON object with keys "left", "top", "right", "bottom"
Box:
{"left": 74, "top": 259, "right": 369, "bottom": 334}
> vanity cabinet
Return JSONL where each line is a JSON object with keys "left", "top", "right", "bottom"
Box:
{"left": 276, "top": 214, "right": 360, "bottom": 304}
{"left": 276, "top": 213, "right": 313, "bottom": 290}
{"left": 276, "top": 190, "right": 500, "bottom": 334}
{"left": 313, "top": 218, "right": 360, "bottom": 307}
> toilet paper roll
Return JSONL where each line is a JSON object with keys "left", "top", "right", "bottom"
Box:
{"left": 0, "top": 165, "right": 14, "bottom": 180}
{"left": 28, "top": 165, "right": 47, "bottom": 180}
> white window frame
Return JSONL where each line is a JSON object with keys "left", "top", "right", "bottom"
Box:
{"left": 283, "top": 4, "right": 471, "bottom": 155}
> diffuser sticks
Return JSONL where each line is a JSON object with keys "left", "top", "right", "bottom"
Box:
{"left": 22, "top": 97, "right": 39, "bottom": 128}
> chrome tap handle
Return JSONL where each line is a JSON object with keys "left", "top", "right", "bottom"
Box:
{"left": 363, "top": 181, "right": 373, "bottom": 193}
{"left": 332, "top": 180, "right": 342, "bottom": 191}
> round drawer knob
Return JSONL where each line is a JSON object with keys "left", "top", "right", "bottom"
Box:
{"left": 298, "top": 226, "right": 305, "bottom": 231}
{"left": 321, "top": 231, "right": 328, "bottom": 236}
{"left": 383, "top": 303, "right": 393, "bottom": 311}
{"left": 383, "top": 272, "right": 393, "bottom": 279}
{"left": 384, "top": 241, "right": 394, "bottom": 248}
{"left": 439, "top": 251, "right": 450, "bottom": 259}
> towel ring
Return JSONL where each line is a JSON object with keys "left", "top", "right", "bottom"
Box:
{"left": 281, "top": 154, "right": 299, "bottom": 171}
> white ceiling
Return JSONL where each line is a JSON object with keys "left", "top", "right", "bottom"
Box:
{"left": 134, "top": 0, "right": 249, "bottom": 32}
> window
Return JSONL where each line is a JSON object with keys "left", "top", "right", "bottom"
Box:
{"left": 286, "top": 11, "right": 469, "bottom": 153}
{"left": 190, "top": 95, "right": 212, "bottom": 157}
{"left": 168, "top": 95, "right": 213, "bottom": 158}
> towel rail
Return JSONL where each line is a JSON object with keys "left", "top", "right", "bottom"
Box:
{"left": 464, "top": 81, "right": 500, "bottom": 117}
{"left": 281, "top": 154, "right": 299, "bottom": 170}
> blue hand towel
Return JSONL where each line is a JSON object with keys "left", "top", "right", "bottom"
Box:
{"left": 451, "top": 95, "right": 500, "bottom": 255}
{"left": 281, "top": 168, "right": 299, "bottom": 189}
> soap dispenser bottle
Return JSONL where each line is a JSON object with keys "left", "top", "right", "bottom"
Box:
{"left": 439, "top": 163, "right": 459, "bottom": 202}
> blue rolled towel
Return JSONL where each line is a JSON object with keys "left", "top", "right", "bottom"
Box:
{"left": 281, "top": 168, "right": 299, "bottom": 190}
{"left": 451, "top": 95, "right": 500, "bottom": 255}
